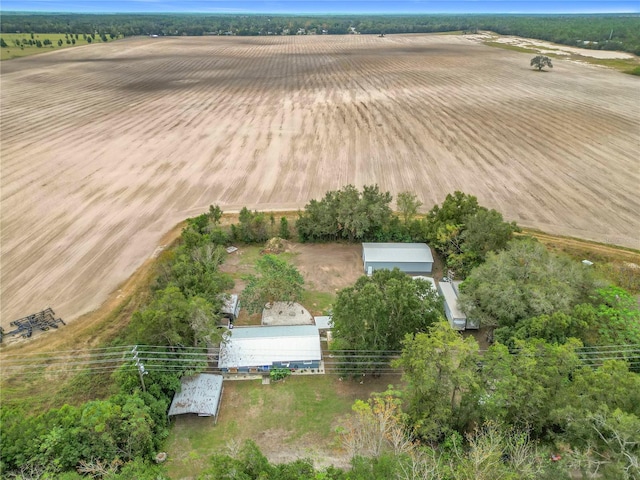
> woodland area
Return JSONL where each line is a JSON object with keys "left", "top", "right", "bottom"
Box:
{"left": 1, "top": 189, "right": 638, "bottom": 479}
{"left": 1, "top": 13, "right": 639, "bottom": 55}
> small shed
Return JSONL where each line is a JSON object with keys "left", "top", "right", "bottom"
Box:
{"left": 220, "top": 294, "right": 240, "bottom": 321}
{"left": 168, "top": 374, "right": 224, "bottom": 420}
{"left": 362, "top": 243, "right": 433, "bottom": 274}
{"left": 314, "top": 316, "right": 333, "bottom": 330}
{"left": 218, "top": 325, "right": 322, "bottom": 373}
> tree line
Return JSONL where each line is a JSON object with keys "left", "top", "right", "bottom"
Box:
{"left": 1, "top": 13, "right": 639, "bottom": 55}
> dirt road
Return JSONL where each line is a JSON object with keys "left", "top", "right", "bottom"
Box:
{"left": 2, "top": 34, "right": 638, "bottom": 327}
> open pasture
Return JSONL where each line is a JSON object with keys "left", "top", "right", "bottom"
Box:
{"left": 1, "top": 34, "right": 638, "bottom": 328}
{"left": 0, "top": 33, "right": 117, "bottom": 60}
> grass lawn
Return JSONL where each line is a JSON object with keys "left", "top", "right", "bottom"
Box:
{"left": 0, "top": 33, "right": 122, "bottom": 60}
{"left": 164, "top": 374, "right": 399, "bottom": 479}
{"left": 301, "top": 290, "right": 335, "bottom": 316}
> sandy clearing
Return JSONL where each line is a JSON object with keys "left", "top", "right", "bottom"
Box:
{"left": 1, "top": 34, "right": 639, "bottom": 328}
{"left": 468, "top": 31, "right": 637, "bottom": 59}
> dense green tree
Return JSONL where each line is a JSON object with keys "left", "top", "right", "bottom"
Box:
{"left": 296, "top": 184, "right": 392, "bottom": 242}
{"left": 396, "top": 191, "right": 423, "bottom": 224}
{"left": 531, "top": 55, "right": 553, "bottom": 71}
{"left": 198, "top": 439, "right": 330, "bottom": 480}
{"left": 232, "top": 207, "right": 269, "bottom": 243}
{"left": 57, "top": 38, "right": 63, "bottom": 46}
{"left": 0, "top": 393, "right": 161, "bottom": 476}
{"left": 457, "top": 208, "right": 518, "bottom": 265}
{"left": 163, "top": 243, "right": 232, "bottom": 305}
{"left": 394, "top": 322, "right": 479, "bottom": 442}
{"left": 547, "top": 359, "right": 640, "bottom": 478}
{"left": 0, "top": 37, "right": 7, "bottom": 48}
{"left": 279, "top": 216, "right": 290, "bottom": 239}
{"left": 495, "top": 284, "right": 640, "bottom": 349}
{"left": 590, "top": 285, "right": 640, "bottom": 346}
{"left": 561, "top": 360, "right": 640, "bottom": 419}
{"left": 425, "top": 192, "right": 518, "bottom": 276}
{"left": 473, "top": 339, "right": 582, "bottom": 435}
{"left": 495, "top": 310, "right": 590, "bottom": 347}
{"left": 240, "top": 254, "right": 305, "bottom": 314}
{"left": 459, "top": 238, "right": 596, "bottom": 330}
{"left": 179, "top": 204, "right": 228, "bottom": 249}
{"left": 127, "top": 286, "right": 223, "bottom": 347}
{"left": 563, "top": 407, "right": 640, "bottom": 479}
{"left": 331, "top": 269, "right": 443, "bottom": 371}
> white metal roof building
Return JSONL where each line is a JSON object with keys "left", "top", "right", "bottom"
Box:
{"left": 218, "top": 325, "right": 322, "bottom": 372}
{"left": 220, "top": 294, "right": 240, "bottom": 320}
{"left": 362, "top": 243, "right": 434, "bottom": 274}
{"left": 168, "top": 374, "right": 224, "bottom": 419}
{"left": 438, "top": 281, "right": 479, "bottom": 330}
{"left": 314, "top": 316, "right": 333, "bottom": 330}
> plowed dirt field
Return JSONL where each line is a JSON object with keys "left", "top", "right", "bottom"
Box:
{"left": 1, "top": 34, "right": 638, "bottom": 328}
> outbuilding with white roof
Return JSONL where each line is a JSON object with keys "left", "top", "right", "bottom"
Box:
{"left": 218, "top": 325, "right": 322, "bottom": 373}
{"left": 362, "top": 243, "right": 434, "bottom": 275}
{"left": 438, "top": 281, "right": 479, "bottom": 330}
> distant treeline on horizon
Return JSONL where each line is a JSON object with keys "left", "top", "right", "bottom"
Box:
{"left": 2, "top": 13, "right": 639, "bottom": 55}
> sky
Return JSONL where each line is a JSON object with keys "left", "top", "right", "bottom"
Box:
{"left": 2, "top": 1, "right": 638, "bottom": 14}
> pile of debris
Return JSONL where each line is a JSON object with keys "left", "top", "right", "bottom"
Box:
{"left": 262, "top": 237, "right": 292, "bottom": 255}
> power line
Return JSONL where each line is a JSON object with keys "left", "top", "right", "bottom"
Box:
{"left": 2, "top": 343, "right": 638, "bottom": 379}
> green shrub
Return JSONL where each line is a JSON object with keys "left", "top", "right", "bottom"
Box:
{"left": 269, "top": 368, "right": 291, "bottom": 381}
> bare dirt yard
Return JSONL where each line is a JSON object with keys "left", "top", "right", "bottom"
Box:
{"left": 2, "top": 34, "right": 639, "bottom": 328}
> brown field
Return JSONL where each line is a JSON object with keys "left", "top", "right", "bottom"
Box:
{"left": 1, "top": 34, "right": 639, "bottom": 328}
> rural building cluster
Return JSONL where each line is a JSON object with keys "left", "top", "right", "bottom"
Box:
{"left": 169, "top": 241, "right": 478, "bottom": 418}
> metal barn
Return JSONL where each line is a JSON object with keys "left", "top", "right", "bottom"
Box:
{"left": 362, "top": 243, "right": 434, "bottom": 275}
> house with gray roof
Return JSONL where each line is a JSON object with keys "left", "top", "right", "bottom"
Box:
{"left": 218, "top": 325, "right": 322, "bottom": 373}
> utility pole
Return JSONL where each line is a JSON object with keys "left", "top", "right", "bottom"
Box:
{"left": 131, "top": 345, "right": 148, "bottom": 392}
